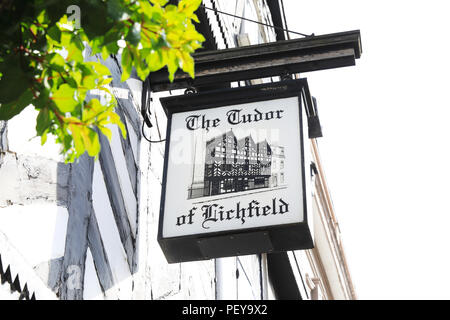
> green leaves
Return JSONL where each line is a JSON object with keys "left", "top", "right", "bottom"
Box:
{"left": 48, "top": 53, "right": 66, "bottom": 72}
{"left": 149, "top": 0, "right": 169, "bottom": 6}
{"left": 0, "top": 57, "right": 30, "bottom": 104}
{"left": 125, "top": 22, "right": 141, "bottom": 46}
{"left": 179, "top": 0, "right": 203, "bottom": 16}
{"left": 36, "top": 107, "right": 51, "bottom": 136}
{"left": 121, "top": 46, "right": 133, "bottom": 82}
{"left": 52, "top": 84, "right": 78, "bottom": 112}
{"left": 0, "top": 91, "right": 33, "bottom": 121}
{"left": 69, "top": 123, "right": 101, "bottom": 158}
{"left": 119, "top": 0, "right": 205, "bottom": 82}
{"left": 0, "top": 0, "right": 204, "bottom": 162}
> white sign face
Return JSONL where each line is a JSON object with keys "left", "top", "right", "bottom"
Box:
{"left": 162, "top": 96, "right": 305, "bottom": 238}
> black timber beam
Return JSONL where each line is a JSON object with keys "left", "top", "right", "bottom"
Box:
{"left": 267, "top": 0, "right": 286, "bottom": 41}
{"left": 267, "top": 252, "right": 302, "bottom": 300}
{"left": 149, "top": 30, "right": 362, "bottom": 92}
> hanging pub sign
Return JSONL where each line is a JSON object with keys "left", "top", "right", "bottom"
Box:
{"left": 158, "top": 79, "right": 314, "bottom": 263}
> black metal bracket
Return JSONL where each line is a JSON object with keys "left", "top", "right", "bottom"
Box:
{"left": 301, "top": 83, "right": 323, "bottom": 139}
{"left": 280, "top": 71, "right": 293, "bottom": 81}
{"left": 310, "top": 162, "right": 318, "bottom": 178}
{"left": 184, "top": 87, "right": 198, "bottom": 95}
{"left": 141, "top": 77, "right": 153, "bottom": 128}
{"left": 308, "top": 97, "right": 323, "bottom": 138}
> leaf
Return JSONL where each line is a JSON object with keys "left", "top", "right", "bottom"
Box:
{"left": 125, "top": 22, "right": 141, "bottom": 46}
{"left": 63, "top": 133, "right": 73, "bottom": 151}
{"left": 47, "top": 25, "right": 61, "bottom": 42}
{"left": 134, "top": 58, "right": 149, "bottom": 81}
{"left": 52, "top": 83, "right": 78, "bottom": 112}
{"left": 165, "top": 4, "right": 178, "bottom": 12}
{"left": 108, "top": 111, "right": 127, "bottom": 138}
{"left": 107, "top": 0, "right": 130, "bottom": 21}
{"left": 40, "top": 131, "right": 48, "bottom": 145}
{"left": 48, "top": 53, "right": 67, "bottom": 72}
{"left": 82, "top": 98, "right": 105, "bottom": 123}
{"left": 37, "top": 10, "right": 48, "bottom": 25}
{"left": 191, "top": 13, "right": 200, "bottom": 23}
{"left": 0, "top": 90, "right": 33, "bottom": 121}
{"left": 80, "top": 126, "right": 100, "bottom": 157}
{"left": 81, "top": 2, "right": 112, "bottom": 39}
{"left": 0, "top": 59, "right": 30, "bottom": 104}
{"left": 66, "top": 40, "right": 84, "bottom": 63}
{"left": 165, "top": 49, "right": 178, "bottom": 82}
{"left": 104, "top": 27, "right": 123, "bottom": 46}
{"left": 98, "top": 125, "right": 112, "bottom": 140}
{"left": 101, "top": 46, "right": 110, "bottom": 61}
{"left": 178, "top": 0, "right": 202, "bottom": 16}
{"left": 82, "top": 75, "right": 97, "bottom": 90}
{"left": 146, "top": 50, "right": 165, "bottom": 72}
{"left": 72, "top": 70, "right": 82, "bottom": 86}
{"left": 105, "top": 41, "right": 120, "bottom": 56}
{"left": 121, "top": 47, "right": 133, "bottom": 82}
{"left": 90, "top": 36, "right": 105, "bottom": 55}
{"left": 97, "top": 77, "right": 113, "bottom": 89}
{"left": 180, "top": 50, "right": 195, "bottom": 78}
{"left": 69, "top": 123, "right": 86, "bottom": 156}
{"left": 60, "top": 31, "right": 72, "bottom": 48}
{"left": 149, "top": 0, "right": 169, "bottom": 6}
{"left": 183, "top": 27, "right": 206, "bottom": 42}
{"left": 36, "top": 107, "right": 52, "bottom": 135}
{"left": 117, "top": 119, "right": 127, "bottom": 139}
{"left": 88, "top": 62, "right": 111, "bottom": 77}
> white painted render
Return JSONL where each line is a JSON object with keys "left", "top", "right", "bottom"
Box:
{"left": 0, "top": 232, "right": 57, "bottom": 299}
{"left": 237, "top": 255, "right": 262, "bottom": 300}
{"left": 6, "top": 107, "right": 62, "bottom": 162}
{"left": 0, "top": 204, "right": 68, "bottom": 267}
{"left": 92, "top": 161, "right": 132, "bottom": 291}
{"left": 0, "top": 281, "right": 20, "bottom": 300}
{"left": 83, "top": 248, "right": 104, "bottom": 300}
{"left": 124, "top": 116, "right": 139, "bottom": 168}
{"left": 107, "top": 123, "right": 138, "bottom": 236}
{"left": 215, "top": 257, "right": 238, "bottom": 299}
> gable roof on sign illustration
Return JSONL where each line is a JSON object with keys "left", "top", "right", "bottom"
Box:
{"left": 206, "top": 130, "right": 275, "bottom": 152}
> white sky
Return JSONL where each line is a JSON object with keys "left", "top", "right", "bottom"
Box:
{"left": 284, "top": 0, "right": 450, "bottom": 299}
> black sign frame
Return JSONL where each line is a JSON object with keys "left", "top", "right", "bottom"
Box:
{"left": 158, "top": 79, "right": 313, "bottom": 263}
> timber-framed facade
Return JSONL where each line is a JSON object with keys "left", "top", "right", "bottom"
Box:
{"left": 190, "top": 130, "right": 273, "bottom": 198}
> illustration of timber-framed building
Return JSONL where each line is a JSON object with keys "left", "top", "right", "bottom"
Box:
{"left": 201, "top": 130, "right": 272, "bottom": 197}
